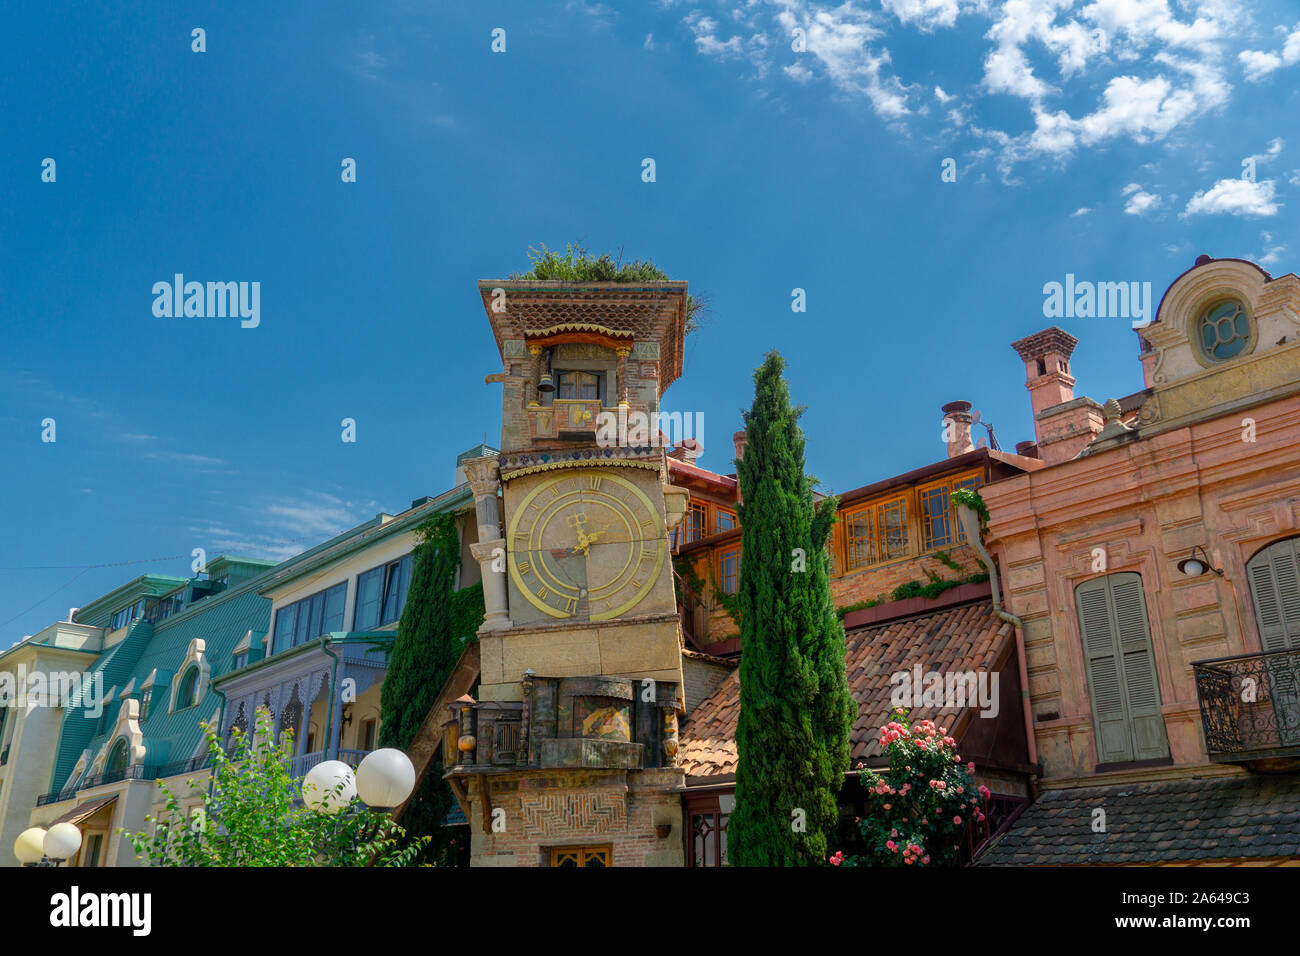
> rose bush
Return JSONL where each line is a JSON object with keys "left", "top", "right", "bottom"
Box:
{"left": 832, "top": 708, "right": 990, "bottom": 867}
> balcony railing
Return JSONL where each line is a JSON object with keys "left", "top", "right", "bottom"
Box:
{"left": 1193, "top": 647, "right": 1300, "bottom": 762}
{"left": 286, "top": 748, "right": 371, "bottom": 780}
{"left": 36, "top": 764, "right": 157, "bottom": 805}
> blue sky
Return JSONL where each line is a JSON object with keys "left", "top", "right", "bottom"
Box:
{"left": 2, "top": 0, "right": 1297, "bottom": 645}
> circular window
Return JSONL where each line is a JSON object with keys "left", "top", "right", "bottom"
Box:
{"left": 1197, "top": 300, "right": 1252, "bottom": 361}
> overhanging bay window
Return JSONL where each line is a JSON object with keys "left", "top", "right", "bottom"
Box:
{"left": 272, "top": 582, "right": 347, "bottom": 655}
{"left": 354, "top": 554, "right": 414, "bottom": 630}
{"left": 919, "top": 473, "right": 982, "bottom": 550}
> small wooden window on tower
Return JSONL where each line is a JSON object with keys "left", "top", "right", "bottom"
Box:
{"left": 549, "top": 845, "right": 612, "bottom": 867}
{"left": 556, "top": 371, "right": 602, "bottom": 401}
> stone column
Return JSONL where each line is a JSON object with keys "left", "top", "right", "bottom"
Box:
{"left": 462, "top": 456, "right": 510, "bottom": 631}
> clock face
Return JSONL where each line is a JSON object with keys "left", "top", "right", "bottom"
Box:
{"left": 508, "top": 470, "right": 665, "bottom": 622}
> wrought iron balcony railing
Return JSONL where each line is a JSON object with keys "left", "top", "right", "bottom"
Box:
{"left": 1193, "top": 647, "right": 1300, "bottom": 763}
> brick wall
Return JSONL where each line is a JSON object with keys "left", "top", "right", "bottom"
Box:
{"left": 467, "top": 768, "right": 685, "bottom": 867}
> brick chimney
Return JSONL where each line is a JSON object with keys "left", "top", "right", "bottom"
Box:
{"left": 668, "top": 437, "right": 702, "bottom": 465}
{"left": 732, "top": 430, "right": 747, "bottom": 465}
{"left": 1010, "top": 327, "right": 1104, "bottom": 465}
{"left": 941, "top": 401, "right": 975, "bottom": 458}
{"left": 1011, "top": 327, "right": 1078, "bottom": 419}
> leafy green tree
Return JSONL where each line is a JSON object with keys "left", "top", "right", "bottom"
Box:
{"left": 728, "top": 351, "right": 854, "bottom": 866}
{"left": 379, "top": 512, "right": 484, "bottom": 865}
{"left": 121, "top": 712, "right": 427, "bottom": 866}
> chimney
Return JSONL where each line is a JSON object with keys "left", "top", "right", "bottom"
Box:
{"left": 668, "top": 437, "right": 702, "bottom": 465}
{"left": 1011, "top": 326, "right": 1078, "bottom": 420}
{"left": 1014, "top": 440, "right": 1039, "bottom": 459}
{"left": 941, "top": 401, "right": 975, "bottom": 458}
{"left": 732, "top": 430, "right": 747, "bottom": 465}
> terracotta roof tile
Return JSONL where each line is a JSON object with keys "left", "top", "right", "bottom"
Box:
{"left": 677, "top": 600, "right": 1014, "bottom": 778}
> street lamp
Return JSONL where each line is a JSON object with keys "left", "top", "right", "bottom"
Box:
{"left": 301, "top": 760, "right": 357, "bottom": 814}
{"left": 355, "top": 748, "right": 416, "bottom": 813}
{"left": 1177, "top": 545, "right": 1225, "bottom": 578}
{"left": 14, "top": 823, "right": 82, "bottom": 867}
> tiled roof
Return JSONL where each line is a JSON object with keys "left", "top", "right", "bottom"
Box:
{"left": 978, "top": 774, "right": 1300, "bottom": 865}
{"left": 677, "top": 600, "right": 1014, "bottom": 778}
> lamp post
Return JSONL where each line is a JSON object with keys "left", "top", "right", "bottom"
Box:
{"left": 300, "top": 748, "right": 415, "bottom": 815}
{"left": 14, "top": 823, "right": 83, "bottom": 867}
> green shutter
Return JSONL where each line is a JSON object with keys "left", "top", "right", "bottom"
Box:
{"left": 1075, "top": 573, "right": 1169, "bottom": 763}
{"left": 1247, "top": 538, "right": 1300, "bottom": 652}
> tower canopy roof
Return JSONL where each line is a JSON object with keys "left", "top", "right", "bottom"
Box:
{"left": 477, "top": 280, "right": 688, "bottom": 390}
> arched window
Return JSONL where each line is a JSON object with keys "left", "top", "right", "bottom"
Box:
{"left": 1246, "top": 537, "right": 1300, "bottom": 652}
{"left": 1074, "top": 572, "right": 1170, "bottom": 765}
{"left": 107, "top": 738, "right": 129, "bottom": 775}
{"left": 178, "top": 667, "right": 200, "bottom": 709}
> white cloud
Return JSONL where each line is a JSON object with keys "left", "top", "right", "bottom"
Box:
{"left": 644, "top": 33, "right": 655, "bottom": 49}
{"left": 1071, "top": 206, "right": 1092, "bottom": 216}
{"left": 1183, "top": 178, "right": 1279, "bottom": 217}
{"left": 1238, "top": 23, "right": 1300, "bottom": 82}
{"left": 1123, "top": 189, "right": 1163, "bottom": 215}
{"left": 880, "top": 0, "right": 976, "bottom": 31}
{"left": 1255, "top": 231, "right": 1286, "bottom": 267}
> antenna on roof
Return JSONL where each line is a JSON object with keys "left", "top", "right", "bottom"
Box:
{"left": 971, "top": 409, "right": 1001, "bottom": 451}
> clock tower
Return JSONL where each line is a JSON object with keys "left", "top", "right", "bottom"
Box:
{"left": 448, "top": 278, "right": 692, "bottom": 867}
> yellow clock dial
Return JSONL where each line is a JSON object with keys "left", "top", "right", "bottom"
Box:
{"left": 508, "top": 470, "right": 665, "bottom": 621}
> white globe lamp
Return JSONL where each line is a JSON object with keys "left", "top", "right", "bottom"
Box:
{"left": 44, "top": 823, "right": 83, "bottom": 862}
{"left": 302, "top": 760, "right": 356, "bottom": 814}
{"left": 14, "top": 827, "right": 48, "bottom": 865}
{"left": 356, "top": 748, "right": 416, "bottom": 810}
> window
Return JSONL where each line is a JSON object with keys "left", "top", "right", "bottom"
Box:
{"left": 139, "top": 687, "right": 152, "bottom": 718}
{"left": 843, "top": 494, "right": 909, "bottom": 570}
{"left": 919, "top": 473, "right": 982, "bottom": 550}
{"left": 360, "top": 718, "right": 377, "bottom": 752}
{"left": 845, "top": 508, "right": 876, "bottom": 570}
{"left": 690, "top": 809, "right": 730, "bottom": 866}
{"left": 107, "top": 738, "right": 129, "bottom": 775}
{"left": 1197, "top": 299, "right": 1252, "bottom": 362}
{"left": 146, "top": 593, "right": 184, "bottom": 624}
{"left": 1246, "top": 537, "right": 1300, "bottom": 652}
{"left": 83, "top": 833, "right": 104, "bottom": 868}
{"left": 1075, "top": 573, "right": 1169, "bottom": 764}
{"left": 715, "top": 508, "right": 736, "bottom": 533}
{"left": 273, "top": 582, "right": 348, "bottom": 654}
{"left": 177, "top": 667, "right": 200, "bottom": 709}
{"left": 556, "top": 371, "right": 601, "bottom": 400}
{"left": 718, "top": 546, "right": 741, "bottom": 596}
{"left": 549, "top": 845, "right": 611, "bottom": 867}
{"left": 109, "top": 599, "right": 145, "bottom": 631}
{"left": 232, "top": 651, "right": 248, "bottom": 670}
{"left": 354, "top": 556, "right": 414, "bottom": 631}
{"left": 684, "top": 502, "right": 707, "bottom": 545}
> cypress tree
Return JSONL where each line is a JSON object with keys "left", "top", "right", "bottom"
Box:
{"left": 379, "top": 511, "right": 484, "bottom": 864}
{"left": 728, "top": 351, "right": 854, "bottom": 866}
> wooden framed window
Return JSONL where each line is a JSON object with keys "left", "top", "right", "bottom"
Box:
{"left": 845, "top": 508, "right": 876, "bottom": 570}
{"left": 879, "top": 497, "right": 908, "bottom": 559}
{"left": 685, "top": 502, "right": 707, "bottom": 545}
{"left": 1246, "top": 536, "right": 1300, "bottom": 652}
{"left": 1075, "top": 573, "right": 1169, "bottom": 764}
{"left": 715, "top": 507, "right": 736, "bottom": 533}
{"left": 549, "top": 845, "right": 612, "bottom": 867}
{"left": 718, "top": 546, "right": 741, "bottom": 596}
{"left": 685, "top": 791, "right": 731, "bottom": 866}
{"left": 919, "top": 472, "right": 981, "bottom": 550}
{"left": 556, "top": 371, "right": 601, "bottom": 401}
